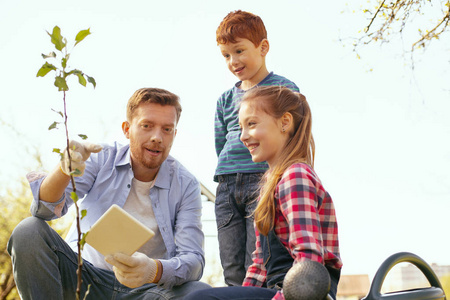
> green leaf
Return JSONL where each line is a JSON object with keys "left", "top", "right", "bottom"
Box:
{"left": 36, "top": 62, "right": 57, "bottom": 77}
{"left": 53, "top": 148, "right": 64, "bottom": 160}
{"left": 48, "top": 121, "right": 59, "bottom": 130}
{"left": 47, "top": 26, "right": 66, "bottom": 51}
{"left": 61, "top": 54, "right": 70, "bottom": 69}
{"left": 81, "top": 209, "right": 87, "bottom": 220}
{"left": 54, "top": 76, "right": 69, "bottom": 91}
{"left": 51, "top": 108, "right": 64, "bottom": 118}
{"left": 41, "top": 52, "right": 56, "bottom": 59}
{"left": 77, "top": 73, "right": 87, "bottom": 87}
{"left": 80, "top": 232, "right": 89, "bottom": 250}
{"left": 75, "top": 28, "right": 91, "bottom": 46}
{"left": 69, "top": 69, "right": 87, "bottom": 86}
{"left": 71, "top": 191, "right": 79, "bottom": 203}
{"left": 87, "top": 75, "right": 96, "bottom": 88}
{"left": 78, "top": 134, "right": 88, "bottom": 140}
{"left": 71, "top": 169, "right": 82, "bottom": 176}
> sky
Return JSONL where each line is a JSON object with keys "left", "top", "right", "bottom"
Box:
{"left": 1, "top": 0, "right": 449, "bottom": 281}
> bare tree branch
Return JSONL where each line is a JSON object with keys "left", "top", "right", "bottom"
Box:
{"left": 411, "top": 4, "right": 450, "bottom": 49}
{"left": 353, "top": 0, "right": 450, "bottom": 55}
{"left": 365, "top": 0, "right": 387, "bottom": 32}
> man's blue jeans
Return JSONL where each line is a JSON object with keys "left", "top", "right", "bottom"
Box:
{"left": 7, "top": 217, "right": 210, "bottom": 300}
{"left": 215, "top": 173, "right": 263, "bottom": 286}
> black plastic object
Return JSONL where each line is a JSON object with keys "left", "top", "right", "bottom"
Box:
{"left": 284, "top": 260, "right": 331, "bottom": 300}
{"left": 362, "top": 252, "right": 446, "bottom": 300}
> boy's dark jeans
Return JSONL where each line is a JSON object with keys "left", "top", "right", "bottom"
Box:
{"left": 215, "top": 173, "right": 263, "bottom": 286}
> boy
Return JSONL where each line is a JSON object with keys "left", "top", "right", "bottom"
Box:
{"left": 214, "top": 10, "right": 300, "bottom": 286}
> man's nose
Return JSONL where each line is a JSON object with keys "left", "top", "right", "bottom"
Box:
{"left": 151, "top": 130, "right": 163, "bottom": 143}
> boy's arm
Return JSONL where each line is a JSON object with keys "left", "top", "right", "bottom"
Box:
{"left": 214, "top": 96, "right": 227, "bottom": 157}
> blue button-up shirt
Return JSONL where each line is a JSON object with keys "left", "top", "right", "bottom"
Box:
{"left": 27, "top": 142, "right": 205, "bottom": 289}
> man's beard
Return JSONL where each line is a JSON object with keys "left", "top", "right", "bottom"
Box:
{"left": 131, "top": 142, "right": 166, "bottom": 170}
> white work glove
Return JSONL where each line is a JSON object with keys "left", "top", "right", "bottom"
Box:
{"left": 105, "top": 252, "right": 159, "bottom": 288}
{"left": 60, "top": 140, "right": 102, "bottom": 177}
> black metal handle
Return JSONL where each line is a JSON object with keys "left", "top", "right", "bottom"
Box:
{"left": 362, "top": 252, "right": 446, "bottom": 300}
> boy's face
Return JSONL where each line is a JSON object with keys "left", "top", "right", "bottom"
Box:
{"left": 219, "top": 38, "right": 269, "bottom": 89}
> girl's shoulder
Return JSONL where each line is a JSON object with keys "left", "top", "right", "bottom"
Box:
{"left": 278, "top": 162, "right": 321, "bottom": 187}
{"left": 277, "top": 163, "right": 329, "bottom": 201}
{"left": 283, "top": 162, "right": 315, "bottom": 178}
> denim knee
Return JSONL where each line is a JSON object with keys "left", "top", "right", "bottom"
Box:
{"left": 7, "top": 217, "right": 49, "bottom": 256}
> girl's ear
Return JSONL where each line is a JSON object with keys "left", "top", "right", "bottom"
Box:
{"left": 122, "top": 121, "right": 130, "bottom": 139}
{"left": 280, "top": 112, "right": 293, "bottom": 132}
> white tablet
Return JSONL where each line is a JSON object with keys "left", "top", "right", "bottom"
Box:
{"left": 85, "top": 204, "right": 155, "bottom": 256}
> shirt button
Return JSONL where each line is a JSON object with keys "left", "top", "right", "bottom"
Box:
{"left": 127, "top": 184, "right": 131, "bottom": 188}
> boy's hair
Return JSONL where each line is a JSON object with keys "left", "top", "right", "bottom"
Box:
{"left": 241, "top": 86, "right": 315, "bottom": 236}
{"left": 216, "top": 10, "right": 267, "bottom": 46}
{"left": 126, "top": 88, "right": 182, "bottom": 123}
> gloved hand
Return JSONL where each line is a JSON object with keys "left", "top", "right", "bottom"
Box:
{"left": 60, "top": 140, "right": 102, "bottom": 177}
{"left": 105, "top": 252, "right": 159, "bottom": 288}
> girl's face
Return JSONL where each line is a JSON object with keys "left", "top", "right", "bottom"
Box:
{"left": 239, "top": 101, "right": 288, "bottom": 168}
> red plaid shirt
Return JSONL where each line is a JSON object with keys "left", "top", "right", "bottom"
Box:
{"left": 242, "top": 163, "right": 342, "bottom": 300}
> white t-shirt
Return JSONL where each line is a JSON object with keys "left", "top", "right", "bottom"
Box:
{"left": 123, "top": 178, "right": 167, "bottom": 259}
{"left": 83, "top": 177, "right": 167, "bottom": 271}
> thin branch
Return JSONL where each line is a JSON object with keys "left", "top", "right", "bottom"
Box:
{"left": 0, "top": 274, "right": 15, "bottom": 300}
{"left": 411, "top": 5, "right": 450, "bottom": 49}
{"left": 62, "top": 90, "right": 83, "bottom": 300}
{"left": 365, "top": 0, "right": 387, "bottom": 32}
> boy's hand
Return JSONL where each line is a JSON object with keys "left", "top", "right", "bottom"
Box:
{"left": 60, "top": 140, "right": 102, "bottom": 177}
{"left": 105, "top": 252, "right": 159, "bottom": 288}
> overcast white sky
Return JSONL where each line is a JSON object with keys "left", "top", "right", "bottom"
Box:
{"left": 1, "top": 0, "right": 449, "bottom": 280}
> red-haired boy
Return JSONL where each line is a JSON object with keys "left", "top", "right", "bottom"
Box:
{"left": 214, "top": 10, "right": 300, "bottom": 286}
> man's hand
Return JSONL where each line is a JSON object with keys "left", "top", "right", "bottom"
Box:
{"left": 60, "top": 140, "right": 102, "bottom": 177}
{"left": 105, "top": 252, "right": 159, "bottom": 288}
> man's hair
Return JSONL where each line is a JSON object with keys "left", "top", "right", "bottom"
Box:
{"left": 216, "top": 10, "right": 267, "bottom": 47}
{"left": 126, "top": 88, "right": 182, "bottom": 123}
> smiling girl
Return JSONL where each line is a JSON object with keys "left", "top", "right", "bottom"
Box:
{"left": 186, "top": 86, "right": 342, "bottom": 300}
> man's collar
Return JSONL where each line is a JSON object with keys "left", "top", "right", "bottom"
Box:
{"left": 154, "top": 158, "right": 170, "bottom": 190}
{"left": 115, "top": 144, "right": 131, "bottom": 167}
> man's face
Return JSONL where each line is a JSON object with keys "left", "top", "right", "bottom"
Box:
{"left": 122, "top": 102, "right": 177, "bottom": 181}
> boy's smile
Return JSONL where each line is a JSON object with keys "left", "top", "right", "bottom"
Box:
{"left": 219, "top": 37, "right": 269, "bottom": 90}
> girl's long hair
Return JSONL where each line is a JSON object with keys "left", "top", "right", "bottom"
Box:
{"left": 241, "top": 86, "right": 315, "bottom": 236}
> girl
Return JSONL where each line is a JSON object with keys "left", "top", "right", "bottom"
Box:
{"left": 187, "top": 86, "right": 342, "bottom": 300}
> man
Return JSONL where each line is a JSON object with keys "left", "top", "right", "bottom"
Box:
{"left": 8, "top": 88, "right": 210, "bottom": 299}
